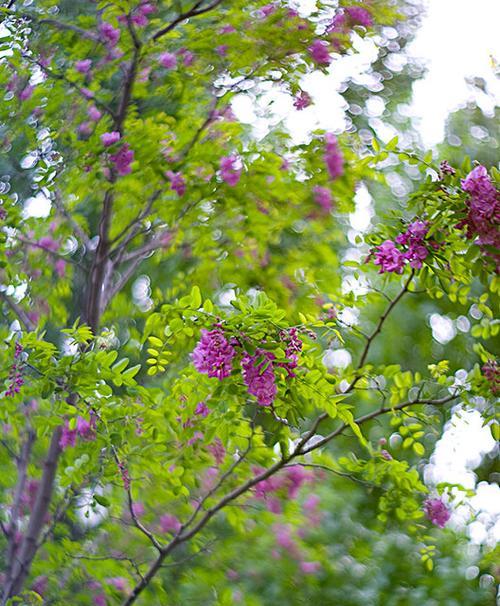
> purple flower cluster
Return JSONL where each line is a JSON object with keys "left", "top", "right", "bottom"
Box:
{"left": 424, "top": 497, "right": 451, "bottom": 528}
{"left": 110, "top": 144, "right": 134, "bottom": 176}
{"left": 59, "top": 415, "right": 96, "bottom": 450}
{"left": 482, "top": 360, "right": 499, "bottom": 394}
{"left": 75, "top": 59, "right": 92, "bottom": 74}
{"left": 313, "top": 185, "right": 333, "bottom": 212}
{"left": 5, "top": 342, "right": 24, "bottom": 397}
{"left": 308, "top": 40, "right": 331, "bottom": 66}
{"left": 242, "top": 350, "right": 277, "bottom": 407}
{"left": 324, "top": 133, "right": 344, "bottom": 180}
{"left": 345, "top": 6, "right": 374, "bottom": 28}
{"left": 165, "top": 170, "right": 186, "bottom": 196}
{"left": 374, "top": 220, "right": 430, "bottom": 273}
{"left": 192, "top": 326, "right": 303, "bottom": 407}
{"left": 293, "top": 90, "right": 312, "bottom": 111}
{"left": 159, "top": 52, "right": 177, "bottom": 69}
{"left": 254, "top": 464, "right": 313, "bottom": 513}
{"left": 460, "top": 165, "right": 499, "bottom": 263}
{"left": 99, "top": 22, "right": 120, "bottom": 47}
{"left": 192, "top": 329, "right": 236, "bottom": 380}
{"left": 220, "top": 155, "right": 242, "bottom": 186}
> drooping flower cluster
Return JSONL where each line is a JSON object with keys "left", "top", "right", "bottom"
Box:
{"left": 159, "top": 52, "right": 177, "bottom": 69}
{"left": 373, "top": 220, "right": 430, "bottom": 274}
{"left": 59, "top": 415, "right": 96, "bottom": 449}
{"left": 109, "top": 144, "right": 134, "bottom": 176}
{"left": 192, "top": 329, "right": 236, "bottom": 380}
{"left": 165, "top": 170, "right": 186, "bottom": 196}
{"left": 313, "top": 185, "right": 333, "bottom": 212}
{"left": 242, "top": 350, "right": 277, "bottom": 407}
{"left": 192, "top": 326, "right": 303, "bottom": 407}
{"left": 482, "top": 360, "right": 499, "bottom": 394}
{"left": 460, "top": 165, "right": 499, "bottom": 264}
{"left": 293, "top": 90, "right": 312, "bottom": 111}
{"left": 253, "top": 464, "right": 313, "bottom": 513}
{"left": 99, "top": 22, "right": 120, "bottom": 47}
{"left": 324, "top": 133, "right": 344, "bottom": 180}
{"left": 5, "top": 342, "right": 24, "bottom": 397}
{"left": 424, "top": 497, "right": 451, "bottom": 528}
{"left": 220, "top": 155, "right": 242, "bottom": 186}
{"left": 308, "top": 40, "right": 331, "bottom": 66}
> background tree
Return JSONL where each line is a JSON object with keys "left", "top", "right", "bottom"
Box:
{"left": 0, "top": 1, "right": 498, "bottom": 605}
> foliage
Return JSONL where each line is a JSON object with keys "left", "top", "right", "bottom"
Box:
{"left": 0, "top": 1, "right": 498, "bottom": 605}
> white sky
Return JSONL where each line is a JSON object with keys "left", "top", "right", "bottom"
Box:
{"left": 409, "top": 0, "right": 500, "bottom": 146}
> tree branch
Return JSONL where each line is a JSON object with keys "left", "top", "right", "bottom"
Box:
{"left": 152, "top": 0, "right": 225, "bottom": 42}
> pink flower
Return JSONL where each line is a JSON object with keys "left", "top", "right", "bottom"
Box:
{"left": 192, "top": 329, "right": 236, "bottom": 380}
{"left": 216, "top": 45, "right": 228, "bottom": 56}
{"left": 160, "top": 514, "right": 181, "bottom": 533}
{"left": 220, "top": 25, "right": 236, "bottom": 34}
{"left": 110, "top": 144, "right": 134, "bottom": 176}
{"left": 380, "top": 449, "right": 392, "bottom": 461}
{"left": 303, "top": 494, "right": 320, "bottom": 513}
{"left": 101, "top": 131, "right": 121, "bottom": 147}
{"left": 159, "top": 52, "right": 177, "bottom": 69}
{"left": 38, "top": 236, "right": 58, "bottom": 251}
{"left": 54, "top": 259, "right": 66, "bottom": 277}
{"left": 165, "top": 170, "right": 186, "bottom": 196}
{"left": 78, "top": 122, "right": 92, "bottom": 136}
{"left": 220, "top": 155, "right": 242, "bottom": 186}
{"left": 242, "top": 350, "right": 277, "bottom": 406}
{"left": 324, "top": 133, "right": 344, "bottom": 180}
{"left": 99, "top": 22, "right": 120, "bottom": 47}
{"left": 76, "top": 415, "right": 96, "bottom": 441}
{"left": 131, "top": 501, "right": 145, "bottom": 517}
{"left": 300, "top": 561, "right": 321, "bottom": 574}
{"left": 373, "top": 240, "right": 405, "bottom": 274}
{"left": 424, "top": 498, "right": 451, "bottom": 528}
{"left": 195, "top": 401, "right": 210, "bottom": 417}
{"left": 93, "top": 595, "right": 106, "bottom": 606}
{"left": 293, "top": 90, "right": 312, "bottom": 110}
{"left": 19, "top": 85, "right": 34, "bottom": 101}
{"left": 439, "top": 160, "right": 455, "bottom": 176}
{"left": 346, "top": 6, "right": 373, "bottom": 28}
{"left": 482, "top": 360, "right": 499, "bottom": 394}
{"left": 81, "top": 87, "right": 94, "bottom": 99}
{"left": 59, "top": 421, "right": 77, "bottom": 449}
{"left": 460, "top": 166, "right": 499, "bottom": 260}
{"left": 208, "top": 439, "right": 225, "bottom": 465}
{"left": 107, "top": 577, "right": 128, "bottom": 592}
{"left": 88, "top": 106, "right": 102, "bottom": 121}
{"left": 308, "top": 40, "right": 331, "bottom": 65}
{"left": 75, "top": 59, "right": 92, "bottom": 74}
{"left": 313, "top": 186, "right": 333, "bottom": 212}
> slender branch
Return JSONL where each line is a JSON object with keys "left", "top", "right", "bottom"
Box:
{"left": 0, "top": 292, "right": 35, "bottom": 331}
{"left": 151, "top": 0, "right": 225, "bottom": 42}
{"left": 3, "top": 426, "right": 62, "bottom": 602}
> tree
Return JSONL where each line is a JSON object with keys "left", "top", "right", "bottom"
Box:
{"left": 0, "top": 1, "right": 498, "bottom": 604}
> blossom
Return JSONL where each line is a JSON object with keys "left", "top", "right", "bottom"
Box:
{"left": 101, "top": 131, "right": 121, "bottom": 147}
{"left": 160, "top": 514, "right": 181, "bottom": 533}
{"left": 59, "top": 421, "right": 77, "bottom": 449}
{"left": 373, "top": 240, "right": 405, "bottom": 274}
{"left": 192, "top": 328, "right": 236, "bottom": 380}
{"left": 460, "top": 165, "right": 499, "bottom": 260}
{"left": 220, "top": 25, "right": 236, "bottom": 34}
{"left": 324, "top": 133, "right": 344, "bottom": 180}
{"left": 75, "top": 59, "right": 92, "bottom": 74}
{"left": 293, "top": 91, "right": 312, "bottom": 111}
{"left": 99, "top": 22, "right": 120, "bottom": 47}
{"left": 396, "top": 220, "right": 430, "bottom": 269}
{"left": 216, "top": 45, "right": 228, "bottom": 56}
{"left": 482, "top": 360, "right": 499, "bottom": 394}
{"left": 159, "top": 52, "right": 177, "bottom": 69}
{"left": 165, "top": 170, "right": 186, "bottom": 196}
{"left": 87, "top": 106, "right": 102, "bottom": 122}
{"left": 300, "top": 561, "right": 321, "bottom": 574}
{"left": 424, "top": 497, "right": 451, "bottom": 528}
{"left": 345, "top": 6, "right": 373, "bottom": 28}
{"left": 308, "top": 40, "right": 331, "bottom": 65}
{"left": 278, "top": 327, "right": 303, "bottom": 376}
{"left": 220, "top": 155, "right": 242, "bottom": 186}
{"left": 313, "top": 186, "right": 333, "bottom": 212}
{"left": 110, "top": 144, "right": 134, "bottom": 176}
{"left": 439, "top": 160, "right": 455, "bottom": 176}
{"left": 19, "top": 85, "right": 34, "bottom": 101}
{"left": 242, "top": 350, "right": 277, "bottom": 406}
{"left": 208, "top": 438, "right": 225, "bottom": 465}
{"left": 195, "top": 401, "right": 210, "bottom": 417}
